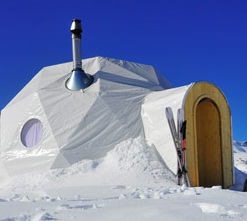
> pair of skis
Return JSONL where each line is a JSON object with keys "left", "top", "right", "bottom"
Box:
{"left": 165, "top": 107, "right": 190, "bottom": 187}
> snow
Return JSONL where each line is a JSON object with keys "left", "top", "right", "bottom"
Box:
{"left": 0, "top": 138, "right": 247, "bottom": 221}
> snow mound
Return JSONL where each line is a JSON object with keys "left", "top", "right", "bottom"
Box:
{"left": 0, "top": 137, "right": 176, "bottom": 191}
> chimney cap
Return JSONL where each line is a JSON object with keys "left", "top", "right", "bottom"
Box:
{"left": 71, "top": 19, "right": 82, "bottom": 35}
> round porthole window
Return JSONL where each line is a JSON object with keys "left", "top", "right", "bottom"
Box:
{"left": 21, "top": 118, "right": 43, "bottom": 148}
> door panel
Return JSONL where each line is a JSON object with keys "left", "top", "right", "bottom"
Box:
{"left": 196, "top": 99, "right": 223, "bottom": 187}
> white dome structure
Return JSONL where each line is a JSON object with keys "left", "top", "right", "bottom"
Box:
{"left": 0, "top": 56, "right": 172, "bottom": 178}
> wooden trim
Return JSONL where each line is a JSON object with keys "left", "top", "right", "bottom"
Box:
{"left": 183, "top": 82, "right": 233, "bottom": 188}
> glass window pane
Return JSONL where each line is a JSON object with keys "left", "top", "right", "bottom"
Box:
{"left": 21, "top": 119, "right": 43, "bottom": 148}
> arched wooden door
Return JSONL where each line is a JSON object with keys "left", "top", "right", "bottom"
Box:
{"left": 196, "top": 99, "right": 223, "bottom": 187}
{"left": 184, "top": 82, "right": 233, "bottom": 188}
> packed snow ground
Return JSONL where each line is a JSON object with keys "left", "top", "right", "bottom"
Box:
{"left": 0, "top": 137, "right": 247, "bottom": 221}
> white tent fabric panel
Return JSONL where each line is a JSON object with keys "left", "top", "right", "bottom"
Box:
{"left": 141, "top": 84, "right": 193, "bottom": 174}
{"left": 5, "top": 57, "right": 171, "bottom": 110}
{"left": 0, "top": 92, "right": 62, "bottom": 177}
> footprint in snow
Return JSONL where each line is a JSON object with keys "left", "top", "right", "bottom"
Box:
{"left": 112, "top": 185, "right": 127, "bottom": 190}
{"left": 56, "top": 203, "right": 102, "bottom": 211}
{"left": 0, "top": 198, "right": 8, "bottom": 202}
{"left": 31, "top": 212, "right": 57, "bottom": 221}
{"left": 196, "top": 203, "right": 239, "bottom": 217}
{"left": 9, "top": 194, "right": 30, "bottom": 202}
{"left": 1, "top": 214, "right": 30, "bottom": 221}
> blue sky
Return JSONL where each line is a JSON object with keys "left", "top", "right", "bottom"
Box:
{"left": 0, "top": 0, "right": 246, "bottom": 140}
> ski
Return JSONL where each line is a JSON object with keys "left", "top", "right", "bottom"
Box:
{"left": 178, "top": 110, "right": 190, "bottom": 187}
{"left": 165, "top": 107, "right": 177, "bottom": 145}
{"left": 165, "top": 107, "right": 183, "bottom": 185}
{"left": 165, "top": 107, "right": 190, "bottom": 187}
{"left": 177, "top": 108, "right": 184, "bottom": 185}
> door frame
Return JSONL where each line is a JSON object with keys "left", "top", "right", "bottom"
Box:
{"left": 183, "top": 82, "right": 233, "bottom": 188}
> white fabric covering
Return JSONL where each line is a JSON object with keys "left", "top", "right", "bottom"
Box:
{"left": 0, "top": 56, "right": 191, "bottom": 180}
{"left": 141, "top": 84, "right": 193, "bottom": 173}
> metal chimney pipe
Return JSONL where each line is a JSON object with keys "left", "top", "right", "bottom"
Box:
{"left": 66, "top": 19, "right": 94, "bottom": 91}
{"left": 71, "top": 19, "right": 82, "bottom": 70}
